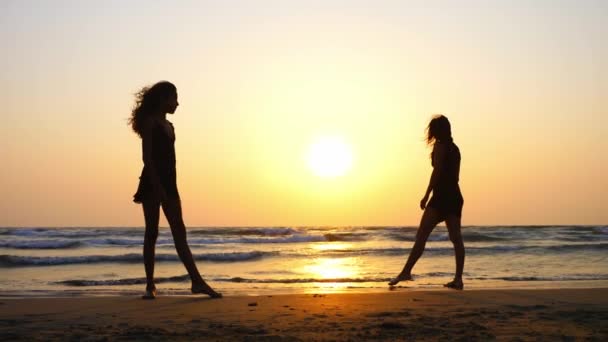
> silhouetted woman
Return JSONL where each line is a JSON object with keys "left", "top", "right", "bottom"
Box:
{"left": 129, "top": 81, "right": 221, "bottom": 299}
{"left": 389, "top": 115, "right": 465, "bottom": 290}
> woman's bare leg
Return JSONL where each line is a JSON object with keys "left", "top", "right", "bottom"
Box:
{"left": 389, "top": 207, "right": 441, "bottom": 285}
{"left": 142, "top": 200, "right": 161, "bottom": 296}
{"left": 445, "top": 215, "right": 465, "bottom": 289}
{"left": 162, "top": 198, "right": 221, "bottom": 298}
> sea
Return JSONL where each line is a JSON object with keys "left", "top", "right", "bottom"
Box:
{"left": 1, "top": 226, "right": 607, "bottom": 297}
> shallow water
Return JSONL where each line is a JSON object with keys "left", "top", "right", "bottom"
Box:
{"left": 1, "top": 226, "right": 607, "bottom": 297}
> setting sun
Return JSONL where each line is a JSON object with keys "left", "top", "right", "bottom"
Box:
{"left": 306, "top": 136, "right": 354, "bottom": 178}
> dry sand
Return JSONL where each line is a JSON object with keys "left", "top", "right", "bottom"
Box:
{"left": 1, "top": 288, "right": 607, "bottom": 341}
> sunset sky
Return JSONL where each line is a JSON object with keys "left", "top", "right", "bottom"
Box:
{"left": 2, "top": 0, "right": 606, "bottom": 227}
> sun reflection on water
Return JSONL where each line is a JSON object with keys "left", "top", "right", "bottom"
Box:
{"left": 312, "top": 242, "right": 353, "bottom": 251}
{"left": 302, "top": 256, "right": 362, "bottom": 293}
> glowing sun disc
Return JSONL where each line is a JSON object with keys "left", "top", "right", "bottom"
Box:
{"left": 306, "top": 136, "right": 353, "bottom": 178}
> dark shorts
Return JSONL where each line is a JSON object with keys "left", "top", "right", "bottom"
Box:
{"left": 427, "top": 189, "right": 464, "bottom": 221}
{"left": 133, "top": 172, "right": 179, "bottom": 204}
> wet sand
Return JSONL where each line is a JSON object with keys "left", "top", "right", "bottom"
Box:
{"left": 1, "top": 288, "right": 607, "bottom": 341}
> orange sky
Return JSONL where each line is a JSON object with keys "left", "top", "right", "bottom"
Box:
{"left": 1, "top": 1, "right": 606, "bottom": 226}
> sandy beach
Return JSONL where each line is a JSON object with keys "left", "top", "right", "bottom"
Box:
{"left": 1, "top": 288, "right": 607, "bottom": 341}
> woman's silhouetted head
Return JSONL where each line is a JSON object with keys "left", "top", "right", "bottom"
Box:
{"left": 426, "top": 114, "right": 452, "bottom": 145}
{"left": 129, "top": 81, "right": 178, "bottom": 137}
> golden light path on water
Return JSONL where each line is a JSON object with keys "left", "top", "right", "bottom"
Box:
{"left": 301, "top": 242, "right": 364, "bottom": 293}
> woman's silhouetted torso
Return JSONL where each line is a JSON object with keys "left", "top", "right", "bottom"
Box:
{"left": 134, "top": 120, "right": 178, "bottom": 203}
{"left": 427, "top": 138, "right": 464, "bottom": 219}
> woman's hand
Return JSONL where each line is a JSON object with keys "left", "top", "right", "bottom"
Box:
{"left": 420, "top": 195, "right": 429, "bottom": 210}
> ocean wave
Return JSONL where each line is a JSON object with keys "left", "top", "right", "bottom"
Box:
{"left": 2, "top": 229, "right": 607, "bottom": 255}
{"left": 461, "top": 243, "right": 608, "bottom": 254}
{"left": 189, "top": 227, "right": 300, "bottom": 236}
{"left": 312, "top": 243, "right": 608, "bottom": 257}
{"left": 593, "top": 226, "right": 608, "bottom": 235}
{"left": 0, "top": 240, "right": 84, "bottom": 249}
{"left": 54, "top": 272, "right": 608, "bottom": 287}
{"left": 210, "top": 235, "right": 326, "bottom": 244}
{"left": 314, "top": 248, "right": 408, "bottom": 257}
{"left": 315, "top": 245, "right": 528, "bottom": 257}
{"left": 472, "top": 275, "right": 608, "bottom": 282}
{"left": 387, "top": 232, "right": 507, "bottom": 242}
{"left": 0, "top": 233, "right": 431, "bottom": 249}
{"left": 2, "top": 226, "right": 608, "bottom": 250}
{"left": 0, "top": 251, "right": 277, "bottom": 267}
{"left": 1, "top": 228, "right": 141, "bottom": 239}
{"left": 85, "top": 238, "right": 143, "bottom": 246}
{"left": 0, "top": 235, "right": 328, "bottom": 250}
{"left": 461, "top": 232, "right": 509, "bottom": 242}
{"left": 214, "top": 277, "right": 392, "bottom": 283}
{"left": 543, "top": 243, "right": 608, "bottom": 252}
{"left": 221, "top": 274, "right": 608, "bottom": 284}
{"left": 56, "top": 275, "right": 391, "bottom": 286}
{"left": 2, "top": 242, "right": 605, "bottom": 267}
{"left": 56, "top": 274, "right": 191, "bottom": 287}
{"left": 387, "top": 229, "right": 604, "bottom": 243}
{"left": 171, "top": 235, "right": 326, "bottom": 245}
{"left": 0, "top": 234, "right": 359, "bottom": 250}
{"left": 99, "top": 235, "right": 327, "bottom": 246}
{"left": 0, "top": 227, "right": 304, "bottom": 239}
{"left": 387, "top": 232, "right": 448, "bottom": 242}
{"left": 323, "top": 233, "right": 369, "bottom": 242}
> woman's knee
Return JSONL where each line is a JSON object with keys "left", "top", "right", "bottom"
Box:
{"left": 448, "top": 230, "right": 463, "bottom": 245}
{"left": 416, "top": 210, "right": 439, "bottom": 241}
{"left": 145, "top": 226, "right": 159, "bottom": 241}
{"left": 445, "top": 215, "right": 462, "bottom": 238}
{"left": 415, "top": 228, "right": 432, "bottom": 242}
{"left": 172, "top": 229, "right": 189, "bottom": 245}
{"left": 162, "top": 202, "right": 187, "bottom": 231}
{"left": 447, "top": 227, "right": 463, "bottom": 245}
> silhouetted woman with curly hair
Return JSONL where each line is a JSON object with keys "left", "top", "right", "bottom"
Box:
{"left": 129, "top": 81, "right": 221, "bottom": 299}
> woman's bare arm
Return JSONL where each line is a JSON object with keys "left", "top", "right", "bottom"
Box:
{"left": 421, "top": 143, "right": 446, "bottom": 209}
{"left": 142, "top": 120, "right": 167, "bottom": 201}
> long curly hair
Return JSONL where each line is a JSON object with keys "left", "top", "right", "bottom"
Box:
{"left": 128, "top": 81, "right": 177, "bottom": 137}
{"left": 425, "top": 114, "right": 452, "bottom": 146}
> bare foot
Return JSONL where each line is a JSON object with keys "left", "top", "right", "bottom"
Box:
{"left": 388, "top": 273, "right": 413, "bottom": 286}
{"left": 142, "top": 288, "right": 157, "bottom": 300}
{"left": 192, "top": 283, "right": 222, "bottom": 298}
{"left": 444, "top": 279, "right": 464, "bottom": 290}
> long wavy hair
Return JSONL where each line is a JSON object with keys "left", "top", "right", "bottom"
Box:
{"left": 425, "top": 114, "right": 452, "bottom": 146}
{"left": 128, "top": 81, "right": 177, "bottom": 137}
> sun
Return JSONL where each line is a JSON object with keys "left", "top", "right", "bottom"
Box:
{"left": 306, "top": 136, "right": 353, "bottom": 178}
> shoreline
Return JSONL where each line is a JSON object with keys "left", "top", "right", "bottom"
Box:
{"left": 2, "top": 279, "right": 608, "bottom": 299}
{"left": 2, "top": 288, "right": 607, "bottom": 340}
